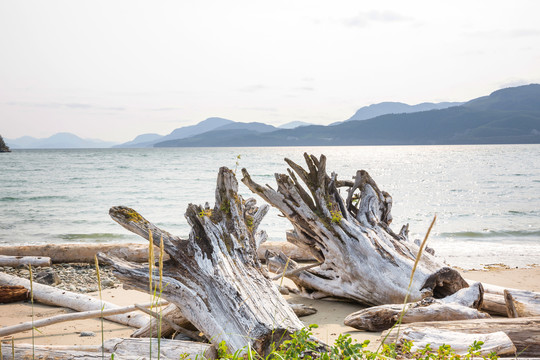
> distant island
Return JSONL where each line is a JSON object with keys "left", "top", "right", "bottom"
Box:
{"left": 6, "top": 84, "right": 540, "bottom": 149}
{"left": 0, "top": 135, "right": 11, "bottom": 152}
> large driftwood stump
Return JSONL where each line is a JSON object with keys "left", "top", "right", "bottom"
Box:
{"left": 241, "top": 153, "right": 468, "bottom": 306}
{"left": 98, "top": 167, "right": 305, "bottom": 355}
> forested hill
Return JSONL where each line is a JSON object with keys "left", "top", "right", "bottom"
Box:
{"left": 155, "top": 84, "right": 540, "bottom": 147}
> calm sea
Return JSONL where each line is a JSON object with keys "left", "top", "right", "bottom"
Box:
{"left": 1, "top": 145, "right": 539, "bottom": 269}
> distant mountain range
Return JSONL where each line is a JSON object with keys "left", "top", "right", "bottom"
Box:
{"left": 5, "top": 132, "right": 118, "bottom": 149}
{"left": 337, "top": 101, "right": 464, "bottom": 124}
{"left": 153, "top": 84, "right": 540, "bottom": 147}
{"left": 6, "top": 84, "right": 540, "bottom": 149}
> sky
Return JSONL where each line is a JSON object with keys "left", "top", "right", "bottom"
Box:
{"left": 1, "top": 1, "right": 540, "bottom": 143}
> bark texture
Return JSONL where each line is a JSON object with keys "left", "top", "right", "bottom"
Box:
{"left": 241, "top": 154, "right": 468, "bottom": 306}
{"left": 98, "top": 167, "right": 305, "bottom": 355}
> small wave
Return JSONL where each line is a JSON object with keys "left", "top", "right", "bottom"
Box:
{"left": 0, "top": 197, "right": 19, "bottom": 202}
{"left": 440, "top": 229, "right": 540, "bottom": 239}
{"left": 28, "top": 195, "right": 70, "bottom": 201}
{"left": 59, "top": 233, "right": 129, "bottom": 240}
{"left": 508, "top": 210, "right": 538, "bottom": 215}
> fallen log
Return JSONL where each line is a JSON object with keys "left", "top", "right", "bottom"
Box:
{"left": 381, "top": 317, "right": 540, "bottom": 357}
{"left": 0, "top": 241, "right": 314, "bottom": 263}
{"left": 504, "top": 288, "right": 540, "bottom": 317}
{"left": 0, "top": 338, "right": 215, "bottom": 360}
{"left": 399, "top": 329, "right": 515, "bottom": 357}
{"left": 0, "top": 285, "right": 28, "bottom": 303}
{"left": 0, "top": 255, "right": 51, "bottom": 267}
{"left": 0, "top": 243, "right": 157, "bottom": 264}
{"left": 344, "top": 282, "right": 489, "bottom": 331}
{"left": 98, "top": 167, "right": 307, "bottom": 356}
{"left": 241, "top": 154, "right": 469, "bottom": 306}
{"left": 0, "top": 301, "right": 159, "bottom": 337}
{"left": 0, "top": 272, "right": 164, "bottom": 328}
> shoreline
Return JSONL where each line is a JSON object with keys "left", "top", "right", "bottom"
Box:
{"left": 1, "top": 264, "right": 539, "bottom": 350}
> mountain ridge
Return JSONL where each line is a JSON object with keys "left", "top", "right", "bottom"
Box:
{"left": 7, "top": 84, "right": 539, "bottom": 148}
{"left": 156, "top": 84, "right": 540, "bottom": 147}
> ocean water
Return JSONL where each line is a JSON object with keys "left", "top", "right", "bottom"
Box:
{"left": 1, "top": 145, "right": 539, "bottom": 269}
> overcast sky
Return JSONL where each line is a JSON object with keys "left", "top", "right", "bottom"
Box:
{"left": 1, "top": 1, "right": 539, "bottom": 142}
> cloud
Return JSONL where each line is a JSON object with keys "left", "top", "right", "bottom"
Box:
{"left": 465, "top": 29, "right": 540, "bottom": 38}
{"left": 7, "top": 102, "right": 125, "bottom": 111}
{"left": 508, "top": 29, "right": 540, "bottom": 37}
{"left": 241, "top": 106, "right": 278, "bottom": 113}
{"left": 293, "top": 86, "right": 315, "bottom": 91}
{"left": 237, "top": 84, "right": 268, "bottom": 92}
{"left": 147, "top": 107, "right": 181, "bottom": 112}
{"left": 344, "top": 10, "right": 413, "bottom": 27}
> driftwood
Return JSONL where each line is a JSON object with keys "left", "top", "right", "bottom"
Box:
{"left": 381, "top": 317, "right": 540, "bottom": 357}
{"left": 241, "top": 154, "right": 469, "bottom": 306}
{"left": 0, "top": 338, "right": 215, "bottom": 360}
{"left": 399, "top": 329, "right": 516, "bottom": 356}
{"left": 0, "top": 272, "right": 164, "bottom": 328}
{"left": 0, "top": 243, "right": 158, "bottom": 264}
{"left": 504, "top": 288, "right": 540, "bottom": 317}
{"left": 131, "top": 301, "right": 316, "bottom": 341}
{"left": 0, "top": 301, "right": 159, "bottom": 337}
{"left": 481, "top": 293, "right": 508, "bottom": 316}
{"left": 344, "top": 282, "right": 489, "bottom": 331}
{"left": 289, "top": 303, "right": 318, "bottom": 317}
{"left": 131, "top": 303, "right": 196, "bottom": 339}
{"left": 0, "top": 255, "right": 51, "bottom": 267}
{"left": 0, "top": 242, "right": 313, "bottom": 264}
{"left": 98, "top": 167, "right": 307, "bottom": 356}
{"left": 133, "top": 304, "right": 204, "bottom": 342}
{"left": 0, "top": 285, "right": 28, "bottom": 303}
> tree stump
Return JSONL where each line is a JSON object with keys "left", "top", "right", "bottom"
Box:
{"left": 241, "top": 153, "right": 469, "bottom": 306}
{"left": 98, "top": 167, "right": 305, "bottom": 355}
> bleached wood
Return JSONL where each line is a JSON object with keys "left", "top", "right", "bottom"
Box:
{"left": 504, "top": 288, "right": 540, "bottom": 317}
{"left": 242, "top": 154, "right": 469, "bottom": 306}
{"left": 0, "top": 255, "right": 51, "bottom": 267}
{"left": 0, "top": 338, "right": 215, "bottom": 360}
{"left": 0, "top": 272, "right": 164, "bottom": 328}
{"left": 131, "top": 300, "right": 316, "bottom": 341}
{"left": 99, "top": 167, "right": 307, "bottom": 356}
{"left": 381, "top": 317, "right": 540, "bottom": 357}
{"left": 289, "top": 303, "right": 318, "bottom": 317}
{"left": 344, "top": 283, "right": 488, "bottom": 331}
{"left": 0, "top": 241, "right": 314, "bottom": 263}
{"left": 131, "top": 303, "right": 196, "bottom": 339}
{"left": 0, "top": 301, "right": 161, "bottom": 337}
{"left": 0, "top": 243, "right": 160, "bottom": 264}
{"left": 400, "top": 329, "right": 515, "bottom": 356}
{"left": 133, "top": 304, "right": 204, "bottom": 342}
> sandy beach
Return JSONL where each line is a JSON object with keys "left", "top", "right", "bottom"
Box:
{"left": 1, "top": 265, "right": 538, "bottom": 352}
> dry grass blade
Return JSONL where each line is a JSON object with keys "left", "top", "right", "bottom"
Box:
{"left": 378, "top": 214, "right": 437, "bottom": 351}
